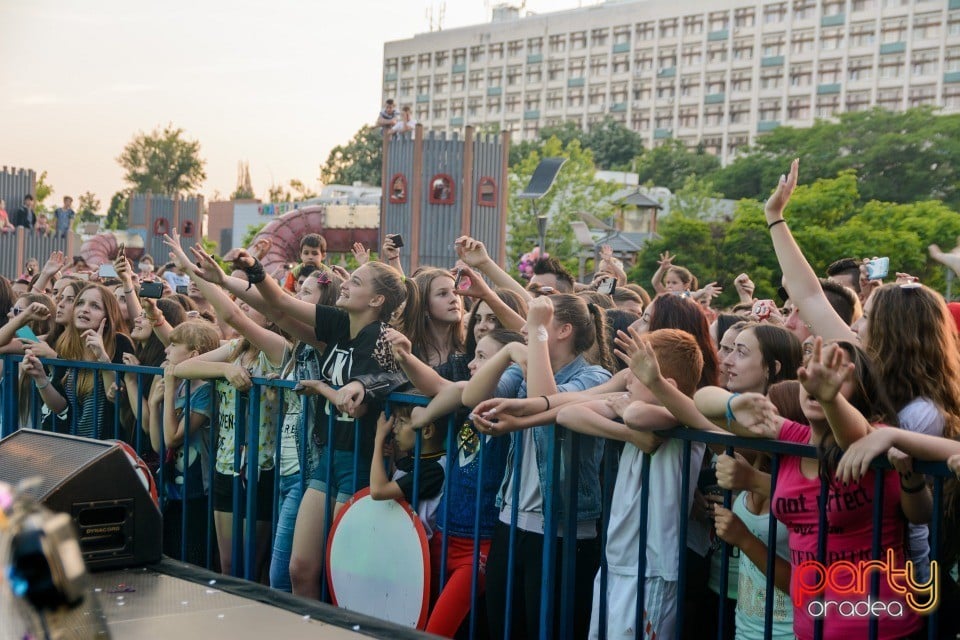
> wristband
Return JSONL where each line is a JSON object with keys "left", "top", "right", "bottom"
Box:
{"left": 535, "top": 326, "right": 549, "bottom": 343}
{"left": 244, "top": 259, "right": 266, "bottom": 285}
{"left": 541, "top": 395, "right": 550, "bottom": 412}
{"left": 725, "top": 393, "right": 741, "bottom": 430}
{"left": 35, "top": 378, "right": 50, "bottom": 391}
{"left": 767, "top": 219, "right": 787, "bottom": 230}
{"left": 900, "top": 480, "right": 926, "bottom": 494}
{"left": 123, "top": 288, "right": 134, "bottom": 294}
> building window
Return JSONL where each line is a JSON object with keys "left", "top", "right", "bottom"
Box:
{"left": 709, "top": 11, "right": 729, "bottom": 32}
{"left": 679, "top": 108, "right": 698, "bottom": 128}
{"left": 659, "top": 18, "right": 678, "bottom": 38}
{"left": 879, "top": 54, "right": 904, "bottom": 79}
{"left": 792, "top": 30, "right": 815, "bottom": 54}
{"left": 848, "top": 57, "right": 874, "bottom": 81}
{"left": 612, "top": 56, "right": 629, "bottom": 74}
{"left": 793, "top": 0, "right": 815, "bottom": 20}
{"left": 477, "top": 177, "right": 497, "bottom": 207}
{"left": 635, "top": 51, "right": 654, "bottom": 72}
{"left": 731, "top": 73, "right": 751, "bottom": 93}
{"left": 488, "top": 69, "right": 503, "bottom": 85}
{"left": 468, "top": 97, "right": 481, "bottom": 116}
{"left": 452, "top": 75, "right": 464, "bottom": 92}
{"left": 850, "top": 23, "right": 876, "bottom": 48}
{"left": 569, "top": 57, "right": 586, "bottom": 78}
{"left": 846, "top": 91, "right": 871, "bottom": 112}
{"left": 945, "top": 84, "right": 960, "bottom": 109}
{"left": 632, "top": 112, "right": 651, "bottom": 129}
{"left": 528, "top": 37, "right": 543, "bottom": 55}
{"left": 401, "top": 56, "right": 414, "bottom": 72}
{"left": 527, "top": 65, "right": 543, "bottom": 83}
{"left": 705, "top": 75, "right": 725, "bottom": 95}
{"left": 946, "top": 46, "right": 960, "bottom": 73}
{"left": 417, "top": 79, "right": 430, "bottom": 94}
{"left": 590, "top": 55, "right": 608, "bottom": 77}
{"left": 507, "top": 65, "right": 522, "bottom": 86}
{"left": 818, "top": 60, "right": 842, "bottom": 84}
{"left": 488, "top": 43, "right": 503, "bottom": 60}
{"left": 400, "top": 80, "right": 412, "bottom": 97}
{"left": 434, "top": 76, "right": 447, "bottom": 94}
{"left": 683, "top": 16, "right": 703, "bottom": 35}
{"left": 429, "top": 175, "right": 455, "bottom": 205}
{"left": 912, "top": 49, "right": 939, "bottom": 76}
{"left": 733, "top": 41, "right": 753, "bottom": 61}
{"left": 789, "top": 64, "right": 812, "bottom": 87}
{"left": 389, "top": 174, "right": 407, "bottom": 204}
{"left": 708, "top": 45, "right": 728, "bottom": 64}
{"left": 877, "top": 88, "right": 902, "bottom": 110}
{"left": 525, "top": 94, "right": 542, "bottom": 111}
{"left": 633, "top": 83, "right": 652, "bottom": 101}
{"left": 655, "top": 110, "right": 674, "bottom": 129}
{"left": 680, "top": 77, "right": 700, "bottom": 98}
{"left": 820, "top": 28, "right": 844, "bottom": 51}
{"left": 787, "top": 97, "right": 811, "bottom": 120}
{"left": 432, "top": 101, "right": 447, "bottom": 119}
{"left": 636, "top": 22, "right": 655, "bottom": 41}
{"left": 549, "top": 35, "right": 566, "bottom": 53}
{"left": 571, "top": 31, "right": 587, "bottom": 50}
{"left": 852, "top": 0, "right": 876, "bottom": 10}
{"left": 611, "top": 83, "right": 628, "bottom": 103}
{"left": 658, "top": 48, "right": 677, "bottom": 69}
{"left": 591, "top": 28, "right": 609, "bottom": 47}
{"left": 614, "top": 27, "right": 630, "bottom": 45}
{"left": 656, "top": 82, "right": 675, "bottom": 99}
{"left": 881, "top": 18, "right": 907, "bottom": 44}
{"left": 435, "top": 51, "right": 447, "bottom": 67}
{"left": 763, "top": 35, "right": 785, "bottom": 57}
{"left": 764, "top": 2, "right": 787, "bottom": 24}
{"left": 815, "top": 94, "right": 840, "bottom": 118}
{"left": 469, "top": 71, "right": 483, "bottom": 90}
{"left": 487, "top": 97, "right": 501, "bottom": 114}
{"left": 704, "top": 107, "right": 724, "bottom": 126}
{"left": 909, "top": 85, "right": 937, "bottom": 108}
{"left": 453, "top": 49, "right": 466, "bottom": 65}
{"left": 385, "top": 59, "right": 398, "bottom": 74}
{"left": 546, "top": 91, "right": 563, "bottom": 110}
{"left": 589, "top": 87, "right": 605, "bottom": 106}
{"left": 914, "top": 14, "right": 941, "bottom": 41}
{"left": 759, "top": 99, "right": 781, "bottom": 120}
{"left": 735, "top": 8, "right": 755, "bottom": 28}
{"left": 729, "top": 101, "right": 749, "bottom": 124}
{"left": 761, "top": 69, "right": 782, "bottom": 90}
{"left": 418, "top": 53, "right": 431, "bottom": 69}
{"left": 508, "top": 40, "right": 523, "bottom": 57}
{"left": 505, "top": 94, "right": 520, "bottom": 113}
{"left": 682, "top": 45, "right": 702, "bottom": 67}
{"left": 470, "top": 46, "right": 485, "bottom": 64}
{"left": 568, "top": 90, "right": 584, "bottom": 107}
{"left": 549, "top": 61, "right": 564, "bottom": 81}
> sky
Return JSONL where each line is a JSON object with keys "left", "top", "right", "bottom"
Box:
{"left": 0, "top": 0, "right": 592, "bottom": 212}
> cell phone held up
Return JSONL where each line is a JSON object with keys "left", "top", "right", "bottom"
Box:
{"left": 597, "top": 277, "right": 616, "bottom": 296}
{"left": 389, "top": 234, "right": 404, "bottom": 248}
{"left": 865, "top": 257, "right": 889, "bottom": 281}
{"left": 139, "top": 282, "right": 163, "bottom": 299}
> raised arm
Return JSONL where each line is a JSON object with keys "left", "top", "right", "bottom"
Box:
{"left": 32, "top": 251, "right": 65, "bottom": 294}
{"left": 455, "top": 235, "right": 530, "bottom": 302}
{"left": 765, "top": 160, "right": 856, "bottom": 343}
{"left": 369, "top": 414, "right": 404, "bottom": 501}
{"left": 650, "top": 251, "right": 673, "bottom": 294}
{"left": 381, "top": 235, "right": 404, "bottom": 276}
{"left": 461, "top": 342, "right": 525, "bottom": 407}
{"left": 798, "top": 338, "right": 871, "bottom": 450}
{"left": 114, "top": 254, "right": 143, "bottom": 321}
{"left": 524, "top": 297, "right": 558, "bottom": 398}
{"left": 452, "top": 263, "right": 525, "bottom": 332}
{"left": 0, "top": 302, "right": 50, "bottom": 348}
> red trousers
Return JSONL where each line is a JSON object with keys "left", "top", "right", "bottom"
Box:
{"left": 425, "top": 534, "right": 491, "bottom": 637}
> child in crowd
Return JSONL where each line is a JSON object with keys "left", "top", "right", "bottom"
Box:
{"left": 558, "top": 328, "right": 706, "bottom": 640}
{"left": 283, "top": 233, "right": 329, "bottom": 292}
{"left": 370, "top": 407, "right": 446, "bottom": 538}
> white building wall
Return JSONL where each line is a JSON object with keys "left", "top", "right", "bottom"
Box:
{"left": 383, "top": 0, "right": 960, "bottom": 164}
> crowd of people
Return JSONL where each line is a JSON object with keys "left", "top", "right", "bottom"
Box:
{"left": 0, "top": 194, "right": 77, "bottom": 237}
{"left": 2, "top": 160, "right": 960, "bottom": 639}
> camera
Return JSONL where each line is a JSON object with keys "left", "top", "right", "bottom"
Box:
{"left": 176, "top": 285, "right": 189, "bottom": 295}
{"left": 389, "top": 234, "right": 404, "bottom": 248}
{"left": 865, "top": 257, "right": 889, "bottom": 281}
{"left": 752, "top": 299, "right": 776, "bottom": 321}
{"left": 597, "top": 277, "right": 616, "bottom": 296}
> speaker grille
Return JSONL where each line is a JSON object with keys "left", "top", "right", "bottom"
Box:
{"left": 0, "top": 430, "right": 112, "bottom": 498}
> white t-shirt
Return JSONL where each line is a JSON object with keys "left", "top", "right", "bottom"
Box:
{"left": 604, "top": 438, "right": 705, "bottom": 579}
{"left": 899, "top": 396, "right": 944, "bottom": 582}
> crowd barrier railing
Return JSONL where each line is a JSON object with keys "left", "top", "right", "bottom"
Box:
{"left": 0, "top": 354, "right": 953, "bottom": 640}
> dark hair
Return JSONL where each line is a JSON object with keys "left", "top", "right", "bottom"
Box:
{"left": 612, "top": 287, "right": 643, "bottom": 308}
{"left": 578, "top": 290, "right": 614, "bottom": 309}
{"left": 648, "top": 294, "right": 719, "bottom": 388}
{"left": 605, "top": 309, "right": 640, "bottom": 371}
{"left": 826, "top": 258, "right": 862, "bottom": 293}
{"left": 819, "top": 278, "right": 861, "bottom": 325}
{"left": 552, "top": 293, "right": 614, "bottom": 372}
{"left": 171, "top": 293, "right": 198, "bottom": 312}
{"left": 767, "top": 380, "right": 808, "bottom": 425}
{"left": 386, "top": 99, "right": 395, "bottom": 105}
{"left": 482, "top": 328, "right": 526, "bottom": 349}
{"left": 137, "top": 298, "right": 187, "bottom": 367}
{"left": 0, "top": 276, "right": 14, "bottom": 329}
{"left": 744, "top": 324, "right": 803, "bottom": 390}
{"left": 408, "top": 268, "right": 465, "bottom": 365}
{"left": 299, "top": 265, "right": 318, "bottom": 280}
{"left": 532, "top": 257, "right": 575, "bottom": 293}
{"left": 24, "top": 194, "right": 34, "bottom": 201}
{"left": 714, "top": 312, "right": 749, "bottom": 346}
{"left": 300, "top": 233, "right": 327, "bottom": 253}
{"left": 464, "top": 288, "right": 528, "bottom": 356}
{"left": 15, "top": 293, "right": 56, "bottom": 336}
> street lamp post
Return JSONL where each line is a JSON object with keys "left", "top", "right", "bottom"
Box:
{"left": 537, "top": 214, "right": 548, "bottom": 253}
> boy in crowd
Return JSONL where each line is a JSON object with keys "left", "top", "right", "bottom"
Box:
{"left": 556, "top": 329, "right": 706, "bottom": 640}
{"left": 283, "top": 233, "right": 329, "bottom": 293}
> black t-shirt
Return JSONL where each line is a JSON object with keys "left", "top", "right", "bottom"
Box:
{"left": 313, "top": 305, "right": 398, "bottom": 454}
{"left": 394, "top": 454, "right": 445, "bottom": 503}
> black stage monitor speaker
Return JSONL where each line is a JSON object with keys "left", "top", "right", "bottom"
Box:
{"left": 0, "top": 429, "right": 162, "bottom": 571}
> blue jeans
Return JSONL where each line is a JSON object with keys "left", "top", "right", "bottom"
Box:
{"left": 268, "top": 472, "right": 303, "bottom": 591}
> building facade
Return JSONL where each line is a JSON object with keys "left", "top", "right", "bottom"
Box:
{"left": 383, "top": 0, "right": 960, "bottom": 163}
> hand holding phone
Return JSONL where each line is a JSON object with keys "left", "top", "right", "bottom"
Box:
{"left": 139, "top": 282, "right": 163, "bottom": 299}
{"left": 865, "top": 257, "right": 889, "bottom": 280}
{"left": 597, "top": 277, "right": 616, "bottom": 296}
{"left": 98, "top": 263, "right": 119, "bottom": 279}
{"left": 389, "top": 234, "right": 404, "bottom": 248}
{"left": 15, "top": 326, "right": 40, "bottom": 343}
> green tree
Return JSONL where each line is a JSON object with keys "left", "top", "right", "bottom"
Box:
{"left": 669, "top": 175, "right": 727, "bottom": 221}
{"left": 33, "top": 170, "right": 54, "bottom": 215}
{"left": 320, "top": 125, "right": 382, "bottom": 186}
{"left": 634, "top": 139, "right": 721, "bottom": 192}
{"left": 104, "top": 191, "right": 129, "bottom": 231}
{"left": 508, "top": 137, "right": 619, "bottom": 276}
{"left": 76, "top": 191, "right": 101, "bottom": 226}
{"left": 241, "top": 222, "right": 266, "bottom": 249}
{"left": 265, "top": 179, "right": 318, "bottom": 203}
{"left": 582, "top": 117, "right": 644, "bottom": 170}
{"left": 117, "top": 124, "right": 207, "bottom": 195}
{"left": 509, "top": 120, "right": 584, "bottom": 166}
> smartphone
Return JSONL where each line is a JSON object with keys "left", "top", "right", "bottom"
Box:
{"left": 454, "top": 268, "right": 471, "bottom": 291}
{"left": 176, "top": 285, "right": 189, "bottom": 295}
{"left": 15, "top": 326, "right": 40, "bottom": 343}
{"left": 98, "top": 263, "right": 119, "bottom": 279}
{"left": 116, "top": 242, "right": 125, "bottom": 257}
{"left": 597, "top": 277, "right": 616, "bottom": 296}
{"left": 389, "top": 234, "right": 404, "bottom": 248}
{"left": 866, "top": 256, "right": 889, "bottom": 280}
{"left": 139, "top": 282, "right": 163, "bottom": 299}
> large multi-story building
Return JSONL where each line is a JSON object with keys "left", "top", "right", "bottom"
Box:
{"left": 383, "top": 0, "right": 960, "bottom": 163}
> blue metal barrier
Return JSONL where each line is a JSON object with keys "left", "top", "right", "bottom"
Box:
{"left": 0, "top": 353, "right": 954, "bottom": 640}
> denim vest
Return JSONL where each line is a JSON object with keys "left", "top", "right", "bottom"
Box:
{"left": 493, "top": 356, "right": 611, "bottom": 522}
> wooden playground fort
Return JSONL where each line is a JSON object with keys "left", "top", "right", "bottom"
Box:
{"left": 380, "top": 124, "right": 510, "bottom": 273}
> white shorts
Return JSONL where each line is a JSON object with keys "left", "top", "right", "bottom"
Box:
{"left": 589, "top": 572, "right": 678, "bottom": 640}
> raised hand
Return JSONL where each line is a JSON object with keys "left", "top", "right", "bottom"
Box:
{"left": 351, "top": 242, "right": 371, "bottom": 266}
{"left": 765, "top": 158, "right": 799, "bottom": 220}
{"left": 114, "top": 254, "right": 135, "bottom": 288}
{"left": 929, "top": 238, "right": 960, "bottom": 275}
{"left": 21, "top": 302, "right": 52, "bottom": 324}
{"left": 251, "top": 238, "right": 272, "bottom": 260}
{"left": 526, "top": 295, "right": 555, "bottom": 329}
{"left": 381, "top": 235, "right": 401, "bottom": 262}
{"left": 330, "top": 265, "right": 351, "bottom": 281}
{"left": 450, "top": 262, "right": 491, "bottom": 299}
{"left": 734, "top": 273, "right": 755, "bottom": 301}
{"left": 614, "top": 328, "right": 661, "bottom": 387}
{"left": 42, "top": 251, "right": 65, "bottom": 277}
{"left": 797, "top": 338, "right": 853, "bottom": 404}
{"left": 188, "top": 245, "right": 226, "bottom": 284}
{"left": 455, "top": 235, "right": 491, "bottom": 269}
{"left": 657, "top": 251, "right": 674, "bottom": 268}
{"left": 230, "top": 249, "right": 256, "bottom": 271}
{"left": 83, "top": 319, "right": 109, "bottom": 362}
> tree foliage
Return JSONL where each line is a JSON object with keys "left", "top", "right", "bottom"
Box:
{"left": 713, "top": 107, "right": 960, "bottom": 207}
{"left": 634, "top": 139, "right": 721, "bottom": 192}
{"left": 117, "top": 124, "right": 206, "bottom": 195}
{"left": 231, "top": 161, "right": 255, "bottom": 200}
{"left": 76, "top": 191, "right": 101, "bottom": 226}
{"left": 33, "top": 171, "right": 54, "bottom": 215}
{"left": 241, "top": 222, "right": 266, "bottom": 249}
{"left": 582, "top": 117, "right": 645, "bottom": 170}
{"left": 508, "top": 137, "right": 619, "bottom": 276}
{"left": 320, "top": 125, "right": 382, "bottom": 186}
{"left": 105, "top": 191, "right": 128, "bottom": 231}
{"left": 266, "top": 179, "right": 318, "bottom": 203}
{"left": 630, "top": 170, "right": 960, "bottom": 306}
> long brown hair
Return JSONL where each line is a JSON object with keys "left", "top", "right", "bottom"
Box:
{"left": 551, "top": 293, "right": 614, "bottom": 372}
{"left": 405, "top": 268, "right": 464, "bottom": 365}
{"left": 465, "top": 288, "right": 528, "bottom": 356}
{"left": 363, "top": 261, "right": 418, "bottom": 326}
{"left": 865, "top": 284, "right": 960, "bottom": 438}
{"left": 56, "top": 283, "right": 125, "bottom": 398}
